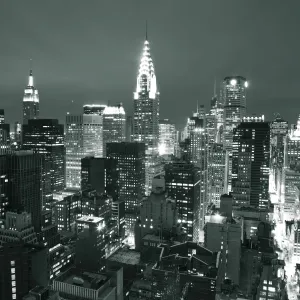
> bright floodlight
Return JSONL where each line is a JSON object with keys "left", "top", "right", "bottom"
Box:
{"left": 244, "top": 81, "right": 249, "bottom": 88}
{"left": 97, "top": 223, "right": 103, "bottom": 231}
{"left": 158, "top": 143, "right": 166, "bottom": 156}
{"left": 230, "top": 79, "right": 237, "bottom": 86}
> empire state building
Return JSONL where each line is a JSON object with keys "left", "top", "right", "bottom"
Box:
{"left": 133, "top": 35, "right": 159, "bottom": 155}
{"left": 23, "top": 69, "right": 39, "bottom": 124}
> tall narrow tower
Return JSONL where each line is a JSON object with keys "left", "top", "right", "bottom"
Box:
{"left": 133, "top": 29, "right": 160, "bottom": 196}
{"left": 133, "top": 31, "right": 159, "bottom": 154}
{"left": 23, "top": 66, "right": 39, "bottom": 124}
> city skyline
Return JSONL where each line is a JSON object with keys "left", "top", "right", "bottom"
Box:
{"left": 1, "top": 0, "right": 300, "bottom": 128}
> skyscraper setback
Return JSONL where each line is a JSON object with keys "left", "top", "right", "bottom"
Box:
{"left": 23, "top": 69, "right": 39, "bottom": 124}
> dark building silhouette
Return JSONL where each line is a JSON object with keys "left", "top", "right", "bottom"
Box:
{"left": 165, "top": 161, "right": 201, "bottom": 242}
{"left": 106, "top": 142, "right": 145, "bottom": 239}
{"left": 0, "top": 123, "right": 11, "bottom": 155}
{"left": 81, "top": 156, "right": 118, "bottom": 198}
{"left": 23, "top": 119, "right": 65, "bottom": 206}
{"left": 0, "top": 108, "right": 4, "bottom": 123}
{"left": 0, "top": 242, "right": 49, "bottom": 300}
{"left": 232, "top": 120, "right": 270, "bottom": 210}
{"left": 7, "top": 151, "right": 43, "bottom": 232}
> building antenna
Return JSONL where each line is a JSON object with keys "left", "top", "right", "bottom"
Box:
{"left": 146, "top": 20, "right": 148, "bottom": 40}
{"left": 214, "top": 77, "right": 217, "bottom": 97}
{"left": 197, "top": 100, "right": 199, "bottom": 114}
{"left": 29, "top": 58, "right": 33, "bottom": 74}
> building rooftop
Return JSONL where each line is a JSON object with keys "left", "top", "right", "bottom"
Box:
{"left": 108, "top": 247, "right": 140, "bottom": 265}
{"left": 76, "top": 215, "right": 104, "bottom": 224}
{"left": 55, "top": 268, "right": 108, "bottom": 291}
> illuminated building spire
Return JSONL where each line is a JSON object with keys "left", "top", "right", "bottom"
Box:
{"left": 135, "top": 25, "right": 157, "bottom": 99}
{"left": 28, "top": 59, "right": 34, "bottom": 87}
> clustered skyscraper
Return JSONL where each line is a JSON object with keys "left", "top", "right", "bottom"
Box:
{"left": 0, "top": 28, "right": 298, "bottom": 300}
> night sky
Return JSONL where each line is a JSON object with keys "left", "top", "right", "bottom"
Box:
{"left": 1, "top": 0, "right": 300, "bottom": 129}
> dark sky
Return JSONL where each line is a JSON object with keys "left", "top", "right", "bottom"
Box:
{"left": 1, "top": 0, "right": 300, "bottom": 129}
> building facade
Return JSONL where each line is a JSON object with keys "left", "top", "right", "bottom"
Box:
{"left": 23, "top": 119, "right": 65, "bottom": 203}
{"left": 65, "top": 114, "right": 103, "bottom": 189}
{"left": 103, "top": 104, "right": 126, "bottom": 156}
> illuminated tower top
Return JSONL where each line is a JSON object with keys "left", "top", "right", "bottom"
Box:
{"left": 134, "top": 29, "right": 157, "bottom": 99}
{"left": 23, "top": 65, "right": 39, "bottom": 124}
{"left": 23, "top": 68, "right": 39, "bottom": 103}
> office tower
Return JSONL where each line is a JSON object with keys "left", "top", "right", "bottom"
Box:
{"left": 111, "top": 199, "right": 125, "bottom": 241}
{"left": 83, "top": 104, "right": 106, "bottom": 115}
{"left": 133, "top": 35, "right": 159, "bottom": 154}
{"left": 53, "top": 192, "right": 81, "bottom": 232}
{"left": 133, "top": 34, "right": 159, "bottom": 195}
{"left": 158, "top": 119, "right": 176, "bottom": 156}
{"left": 187, "top": 111, "right": 207, "bottom": 169}
{"left": 81, "top": 156, "right": 118, "bottom": 198}
{"left": 223, "top": 76, "right": 248, "bottom": 149}
{"left": 106, "top": 142, "right": 145, "bottom": 243}
{"left": 65, "top": 114, "right": 103, "bottom": 189}
{"left": 269, "top": 114, "right": 288, "bottom": 205}
{"left": 23, "top": 69, "right": 39, "bottom": 124}
{"left": 0, "top": 156, "right": 9, "bottom": 224}
{"left": 126, "top": 115, "right": 133, "bottom": 142}
{"left": 0, "top": 109, "right": 4, "bottom": 123}
{"left": 0, "top": 242, "right": 49, "bottom": 300}
{"left": 207, "top": 143, "right": 226, "bottom": 208}
{"left": 210, "top": 80, "right": 224, "bottom": 143}
{"left": 165, "top": 162, "right": 201, "bottom": 242}
{"left": 294, "top": 221, "right": 300, "bottom": 260}
{"left": 22, "top": 119, "right": 65, "bottom": 203}
{"left": 14, "top": 122, "right": 22, "bottom": 145}
{"left": 0, "top": 123, "right": 11, "bottom": 155}
{"left": 7, "top": 151, "right": 43, "bottom": 232}
{"left": 151, "top": 242, "right": 219, "bottom": 300}
{"left": 75, "top": 216, "right": 106, "bottom": 272}
{"left": 232, "top": 117, "right": 270, "bottom": 210}
{"left": 204, "top": 218, "right": 241, "bottom": 286}
{"left": 102, "top": 103, "right": 126, "bottom": 157}
{"left": 0, "top": 211, "right": 38, "bottom": 246}
{"left": 284, "top": 170, "right": 300, "bottom": 220}
{"left": 287, "top": 115, "right": 300, "bottom": 171}
{"left": 134, "top": 190, "right": 180, "bottom": 251}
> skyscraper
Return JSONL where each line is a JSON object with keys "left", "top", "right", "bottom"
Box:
{"left": 22, "top": 119, "right": 65, "bottom": 202}
{"left": 158, "top": 119, "right": 176, "bottom": 156}
{"left": 223, "top": 76, "right": 248, "bottom": 149}
{"left": 269, "top": 114, "right": 288, "bottom": 205}
{"left": 133, "top": 35, "right": 159, "bottom": 153}
{"left": 133, "top": 33, "right": 160, "bottom": 195}
{"left": 0, "top": 123, "right": 11, "bottom": 155}
{"left": 103, "top": 103, "right": 126, "bottom": 157}
{"left": 287, "top": 115, "right": 300, "bottom": 171}
{"left": 23, "top": 69, "right": 39, "bottom": 124}
{"left": 232, "top": 117, "right": 270, "bottom": 210}
{"left": 65, "top": 114, "right": 103, "bottom": 189}
{"left": 106, "top": 142, "right": 145, "bottom": 244}
{"left": 165, "top": 161, "right": 201, "bottom": 242}
{"left": 0, "top": 109, "right": 4, "bottom": 124}
{"left": 7, "top": 151, "right": 43, "bottom": 232}
{"left": 207, "top": 143, "right": 226, "bottom": 208}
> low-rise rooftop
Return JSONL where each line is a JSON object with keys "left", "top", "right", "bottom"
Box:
{"left": 108, "top": 247, "right": 140, "bottom": 265}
